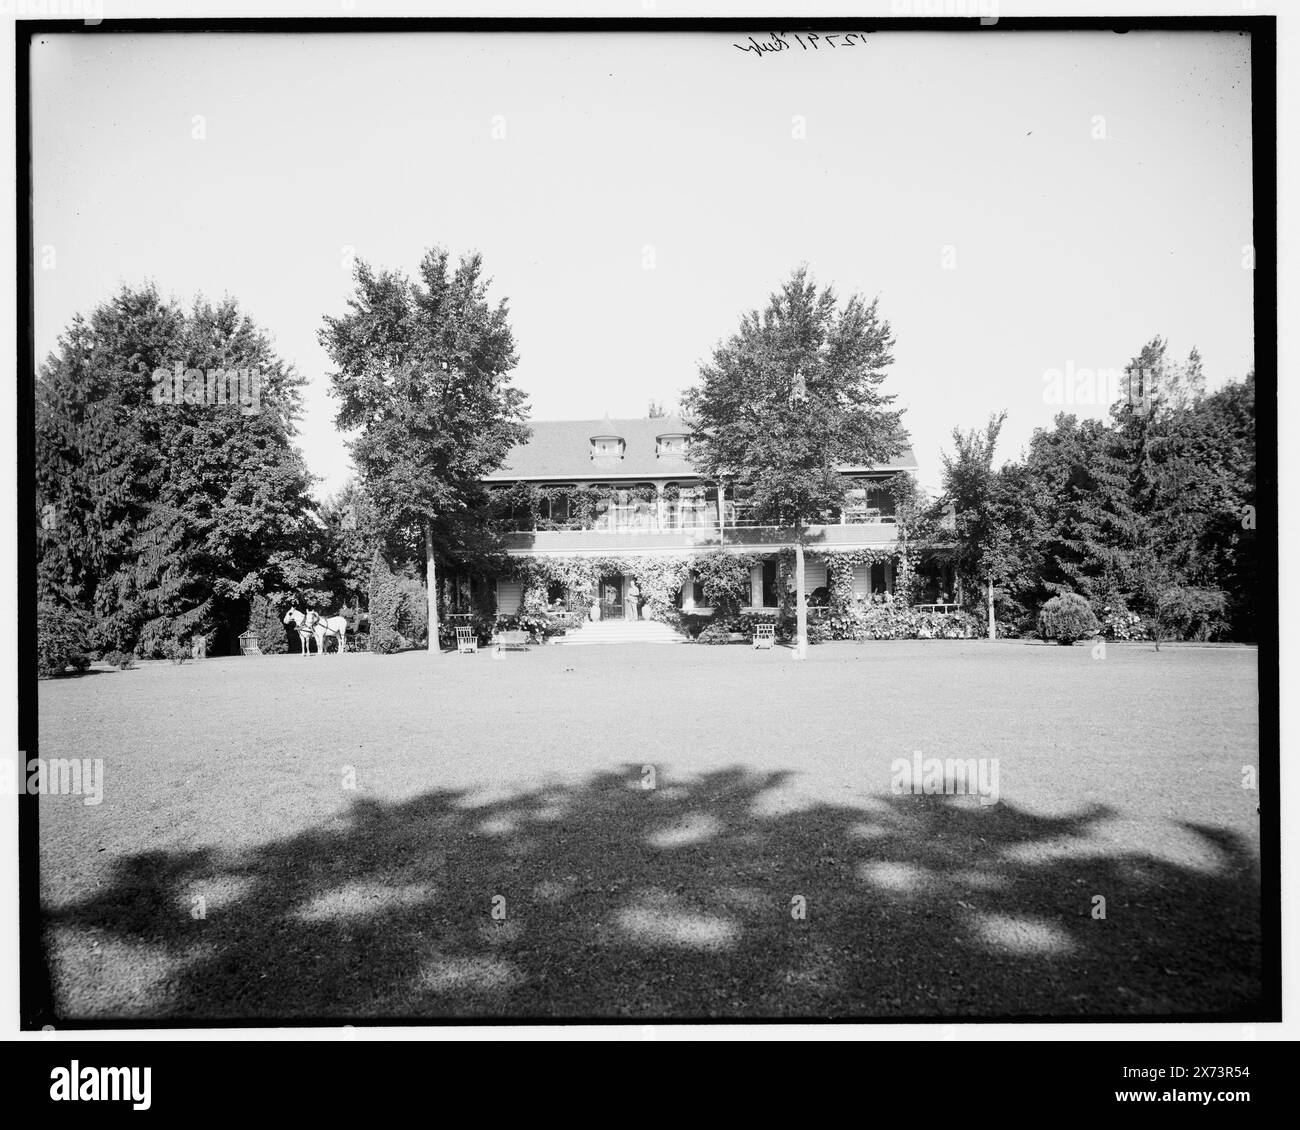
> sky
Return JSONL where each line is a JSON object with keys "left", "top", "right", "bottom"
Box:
{"left": 30, "top": 29, "right": 1254, "bottom": 498}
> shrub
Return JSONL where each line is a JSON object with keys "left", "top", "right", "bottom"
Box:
{"left": 394, "top": 574, "right": 429, "bottom": 647}
{"left": 861, "top": 605, "right": 912, "bottom": 640}
{"left": 548, "top": 609, "right": 587, "bottom": 635}
{"left": 370, "top": 625, "right": 402, "bottom": 654}
{"left": 1100, "top": 604, "right": 1148, "bottom": 641}
{"left": 514, "top": 612, "right": 566, "bottom": 643}
{"left": 437, "top": 611, "right": 496, "bottom": 650}
{"left": 486, "top": 611, "right": 573, "bottom": 644}
{"left": 1156, "top": 586, "right": 1229, "bottom": 642}
{"left": 828, "top": 608, "right": 861, "bottom": 640}
{"left": 247, "top": 593, "right": 290, "bottom": 655}
{"left": 915, "top": 610, "right": 983, "bottom": 639}
{"left": 100, "top": 649, "right": 135, "bottom": 670}
{"left": 1037, "top": 593, "right": 1100, "bottom": 645}
{"left": 737, "top": 611, "right": 780, "bottom": 641}
{"left": 822, "top": 605, "right": 987, "bottom": 642}
{"left": 37, "top": 602, "right": 92, "bottom": 677}
{"left": 677, "top": 613, "right": 712, "bottom": 640}
{"left": 695, "top": 622, "right": 739, "bottom": 645}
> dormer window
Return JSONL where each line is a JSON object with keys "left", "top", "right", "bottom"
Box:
{"left": 656, "top": 433, "right": 688, "bottom": 457}
{"left": 590, "top": 434, "right": 625, "bottom": 459}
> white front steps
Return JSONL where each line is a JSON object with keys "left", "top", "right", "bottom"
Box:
{"left": 557, "top": 618, "right": 685, "bottom": 645}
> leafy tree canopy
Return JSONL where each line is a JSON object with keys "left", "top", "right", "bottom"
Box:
{"left": 682, "top": 266, "right": 907, "bottom": 529}
{"left": 320, "top": 247, "right": 530, "bottom": 564}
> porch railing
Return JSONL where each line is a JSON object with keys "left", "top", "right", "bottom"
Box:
{"left": 499, "top": 505, "right": 898, "bottom": 535}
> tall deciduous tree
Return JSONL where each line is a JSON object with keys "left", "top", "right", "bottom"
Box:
{"left": 938, "top": 412, "right": 1026, "bottom": 638}
{"left": 320, "top": 248, "right": 530, "bottom": 652}
{"left": 682, "top": 267, "right": 905, "bottom": 654}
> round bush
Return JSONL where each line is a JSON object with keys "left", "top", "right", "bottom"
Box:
{"left": 1037, "top": 593, "right": 1099, "bottom": 646}
{"left": 695, "top": 622, "right": 737, "bottom": 645}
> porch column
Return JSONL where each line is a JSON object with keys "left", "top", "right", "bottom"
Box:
{"left": 656, "top": 482, "right": 665, "bottom": 532}
{"left": 749, "top": 563, "right": 763, "bottom": 609}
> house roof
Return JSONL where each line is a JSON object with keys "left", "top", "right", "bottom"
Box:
{"left": 484, "top": 415, "right": 918, "bottom": 482}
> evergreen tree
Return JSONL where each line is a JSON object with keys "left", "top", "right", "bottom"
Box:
{"left": 36, "top": 286, "right": 322, "bottom": 653}
{"left": 1021, "top": 414, "right": 1140, "bottom": 607}
{"left": 37, "top": 287, "right": 183, "bottom": 624}
{"left": 367, "top": 550, "right": 403, "bottom": 654}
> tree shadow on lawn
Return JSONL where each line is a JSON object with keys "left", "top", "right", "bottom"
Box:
{"left": 45, "top": 767, "right": 1263, "bottom": 1022}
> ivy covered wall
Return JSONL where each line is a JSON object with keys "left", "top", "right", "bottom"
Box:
{"left": 503, "top": 545, "right": 917, "bottom": 626}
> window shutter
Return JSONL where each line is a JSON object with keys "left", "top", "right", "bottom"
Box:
{"left": 496, "top": 580, "right": 522, "bottom": 615}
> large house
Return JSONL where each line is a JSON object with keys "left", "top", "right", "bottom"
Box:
{"left": 441, "top": 415, "right": 957, "bottom": 634}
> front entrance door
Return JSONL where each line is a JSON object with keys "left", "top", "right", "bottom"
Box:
{"left": 599, "top": 575, "right": 624, "bottom": 620}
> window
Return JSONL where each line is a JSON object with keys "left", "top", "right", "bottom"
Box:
{"left": 444, "top": 574, "right": 475, "bottom": 614}
{"left": 590, "top": 436, "right": 625, "bottom": 459}
{"left": 496, "top": 579, "right": 522, "bottom": 615}
{"left": 656, "top": 434, "right": 688, "bottom": 457}
{"left": 762, "top": 561, "right": 778, "bottom": 607}
{"left": 542, "top": 487, "right": 577, "bottom": 527}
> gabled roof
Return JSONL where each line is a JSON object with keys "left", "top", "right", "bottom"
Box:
{"left": 484, "top": 415, "right": 918, "bottom": 482}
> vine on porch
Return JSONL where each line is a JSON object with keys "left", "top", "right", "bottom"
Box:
{"left": 489, "top": 482, "right": 661, "bottom": 531}
{"left": 504, "top": 545, "right": 917, "bottom": 636}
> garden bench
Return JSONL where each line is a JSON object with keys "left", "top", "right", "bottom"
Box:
{"left": 753, "top": 623, "right": 776, "bottom": 649}
{"left": 455, "top": 626, "right": 478, "bottom": 654}
{"left": 495, "top": 629, "right": 531, "bottom": 653}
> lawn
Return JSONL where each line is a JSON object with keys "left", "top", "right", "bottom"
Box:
{"left": 35, "top": 639, "right": 1263, "bottom": 1021}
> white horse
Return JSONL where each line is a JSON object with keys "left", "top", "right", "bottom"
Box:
{"left": 282, "top": 607, "right": 317, "bottom": 656}
{"left": 307, "top": 609, "right": 348, "bottom": 656}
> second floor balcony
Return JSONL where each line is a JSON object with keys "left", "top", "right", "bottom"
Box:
{"left": 493, "top": 500, "right": 899, "bottom": 554}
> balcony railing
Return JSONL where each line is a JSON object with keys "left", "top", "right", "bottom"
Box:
{"left": 500, "top": 504, "right": 897, "bottom": 536}
{"left": 729, "top": 504, "right": 896, "bottom": 529}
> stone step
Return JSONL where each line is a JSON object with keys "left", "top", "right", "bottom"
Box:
{"left": 557, "top": 619, "right": 685, "bottom": 645}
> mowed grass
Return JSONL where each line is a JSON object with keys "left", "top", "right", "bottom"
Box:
{"left": 37, "top": 639, "right": 1262, "bottom": 1021}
